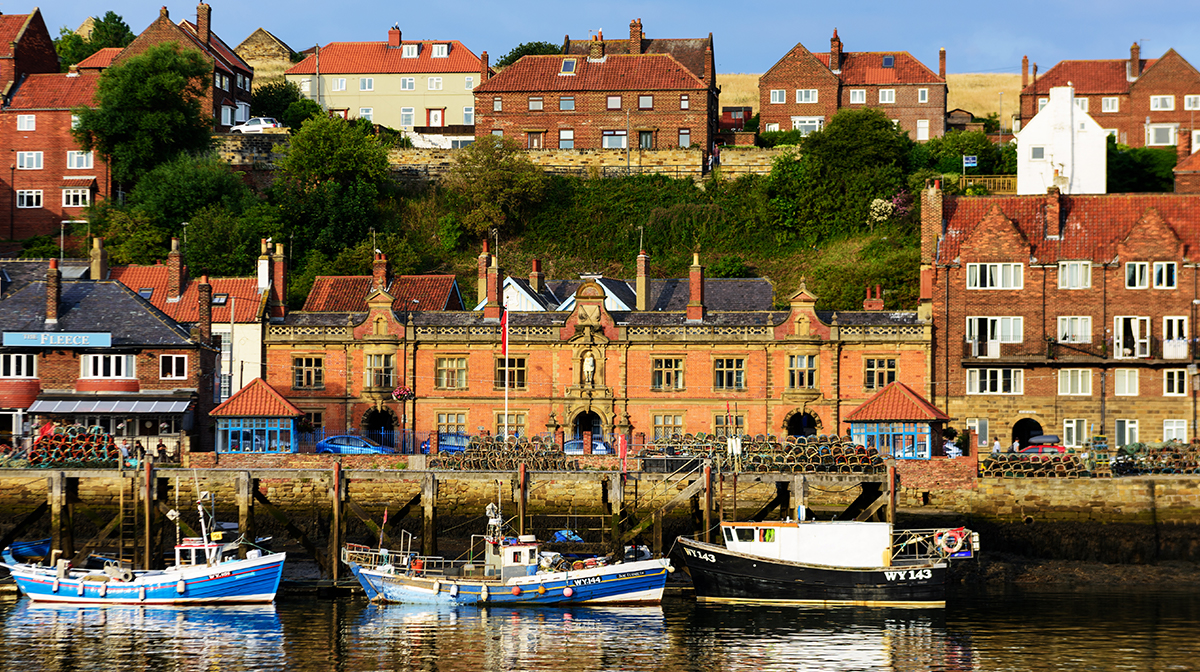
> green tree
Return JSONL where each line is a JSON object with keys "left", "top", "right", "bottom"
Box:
{"left": 183, "top": 202, "right": 281, "bottom": 277}
{"left": 1108, "top": 137, "right": 1177, "bottom": 192}
{"left": 72, "top": 42, "right": 212, "bottom": 186}
{"left": 923, "top": 130, "right": 1002, "bottom": 174}
{"left": 445, "top": 135, "right": 547, "bottom": 237}
{"left": 125, "top": 153, "right": 255, "bottom": 233}
{"left": 54, "top": 12, "right": 135, "bottom": 70}
{"left": 495, "top": 41, "right": 561, "bottom": 68}
{"left": 282, "top": 98, "right": 323, "bottom": 129}
{"left": 250, "top": 80, "right": 303, "bottom": 121}
{"left": 276, "top": 114, "right": 390, "bottom": 187}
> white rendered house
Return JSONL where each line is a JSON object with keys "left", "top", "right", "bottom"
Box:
{"left": 1016, "top": 84, "right": 1107, "bottom": 195}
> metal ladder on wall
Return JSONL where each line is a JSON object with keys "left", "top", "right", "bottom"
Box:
{"left": 117, "top": 471, "right": 140, "bottom": 567}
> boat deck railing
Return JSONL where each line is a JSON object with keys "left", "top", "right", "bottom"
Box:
{"left": 890, "top": 527, "right": 977, "bottom": 564}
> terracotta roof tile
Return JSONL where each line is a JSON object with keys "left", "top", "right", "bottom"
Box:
{"left": 1018, "top": 59, "right": 1153, "bottom": 96}
{"left": 475, "top": 53, "right": 707, "bottom": 93}
{"left": 563, "top": 37, "right": 711, "bottom": 81}
{"left": 6, "top": 72, "right": 100, "bottom": 110}
{"left": 1177, "top": 150, "right": 1200, "bottom": 173}
{"left": 845, "top": 382, "right": 950, "bottom": 422}
{"left": 110, "top": 266, "right": 264, "bottom": 323}
{"left": 938, "top": 193, "right": 1200, "bottom": 263}
{"left": 303, "top": 274, "right": 460, "bottom": 312}
{"left": 817, "top": 51, "right": 943, "bottom": 84}
{"left": 286, "top": 40, "right": 485, "bottom": 75}
{"left": 0, "top": 14, "right": 31, "bottom": 58}
{"left": 211, "top": 378, "right": 302, "bottom": 417}
{"left": 76, "top": 47, "right": 121, "bottom": 70}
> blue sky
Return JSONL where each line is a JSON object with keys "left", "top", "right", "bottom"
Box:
{"left": 46, "top": 0, "right": 1200, "bottom": 75}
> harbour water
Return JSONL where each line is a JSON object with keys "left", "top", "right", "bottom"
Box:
{"left": 0, "top": 586, "right": 1197, "bottom": 671}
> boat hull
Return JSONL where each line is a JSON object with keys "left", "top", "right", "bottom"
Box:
{"left": 352, "top": 558, "right": 671, "bottom": 606}
{"left": 2, "top": 553, "right": 286, "bottom": 605}
{"left": 677, "top": 537, "right": 947, "bottom": 607}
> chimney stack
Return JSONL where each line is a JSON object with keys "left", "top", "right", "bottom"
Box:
{"left": 483, "top": 255, "right": 502, "bottom": 320}
{"left": 168, "top": 237, "right": 184, "bottom": 300}
{"left": 920, "top": 179, "right": 943, "bottom": 265}
{"left": 1022, "top": 55, "right": 1029, "bottom": 89}
{"left": 686, "top": 252, "right": 705, "bottom": 322}
{"left": 480, "top": 51, "right": 490, "bottom": 83}
{"left": 636, "top": 250, "right": 649, "bottom": 311}
{"left": 1179, "top": 129, "right": 1193, "bottom": 163}
{"left": 938, "top": 48, "right": 946, "bottom": 79}
{"left": 270, "top": 243, "right": 287, "bottom": 319}
{"left": 373, "top": 251, "right": 389, "bottom": 291}
{"left": 1032, "top": 63, "right": 1038, "bottom": 88}
{"left": 198, "top": 275, "right": 212, "bottom": 344}
{"left": 45, "top": 259, "right": 61, "bottom": 328}
{"left": 863, "top": 285, "right": 884, "bottom": 311}
{"left": 629, "top": 18, "right": 643, "bottom": 55}
{"left": 388, "top": 27, "right": 401, "bottom": 48}
{"left": 1130, "top": 42, "right": 1141, "bottom": 80}
{"left": 90, "top": 237, "right": 108, "bottom": 280}
{"left": 703, "top": 44, "right": 712, "bottom": 85}
{"left": 830, "top": 28, "right": 842, "bottom": 72}
{"left": 529, "top": 259, "right": 544, "bottom": 294}
{"left": 197, "top": 2, "right": 211, "bottom": 46}
{"left": 589, "top": 32, "right": 604, "bottom": 60}
{"left": 257, "top": 238, "right": 271, "bottom": 292}
{"left": 1046, "top": 186, "right": 1062, "bottom": 238}
{"left": 477, "top": 239, "right": 491, "bottom": 305}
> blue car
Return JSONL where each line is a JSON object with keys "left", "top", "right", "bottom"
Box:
{"left": 315, "top": 435, "right": 395, "bottom": 455}
{"left": 564, "top": 438, "right": 612, "bottom": 455}
{"left": 420, "top": 432, "right": 469, "bottom": 454}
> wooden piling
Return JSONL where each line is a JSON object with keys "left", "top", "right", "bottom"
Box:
{"left": 703, "top": 464, "right": 712, "bottom": 544}
{"left": 237, "top": 472, "right": 257, "bottom": 560}
{"left": 517, "top": 463, "right": 527, "bottom": 536}
{"left": 330, "top": 462, "right": 342, "bottom": 582}
{"left": 422, "top": 473, "right": 437, "bottom": 557}
{"left": 48, "top": 471, "right": 75, "bottom": 561}
{"left": 608, "top": 475, "right": 624, "bottom": 553}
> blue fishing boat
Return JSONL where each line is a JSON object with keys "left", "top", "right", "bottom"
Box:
{"left": 344, "top": 504, "right": 672, "bottom": 605}
{"left": 2, "top": 538, "right": 51, "bottom": 564}
{"left": 2, "top": 493, "right": 285, "bottom": 605}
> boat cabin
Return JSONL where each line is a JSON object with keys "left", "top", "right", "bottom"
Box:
{"left": 721, "top": 521, "right": 895, "bottom": 569}
{"left": 485, "top": 534, "right": 539, "bottom": 581}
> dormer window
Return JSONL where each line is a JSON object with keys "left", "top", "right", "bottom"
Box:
{"left": 212, "top": 294, "right": 229, "bottom": 305}
{"left": 138, "top": 288, "right": 154, "bottom": 300}
{"left": 432, "top": 44, "right": 448, "bottom": 58}
{"left": 402, "top": 44, "right": 418, "bottom": 58}
{"left": 882, "top": 55, "right": 894, "bottom": 68}
{"left": 560, "top": 59, "right": 577, "bottom": 75}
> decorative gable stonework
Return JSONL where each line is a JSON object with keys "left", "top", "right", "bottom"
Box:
{"left": 958, "top": 204, "right": 1031, "bottom": 262}
{"left": 1116, "top": 208, "right": 1185, "bottom": 261}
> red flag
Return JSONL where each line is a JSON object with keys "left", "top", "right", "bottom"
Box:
{"left": 501, "top": 305, "right": 508, "bottom": 357}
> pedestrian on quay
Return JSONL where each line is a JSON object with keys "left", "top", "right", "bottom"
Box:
{"left": 992, "top": 436, "right": 1001, "bottom": 453}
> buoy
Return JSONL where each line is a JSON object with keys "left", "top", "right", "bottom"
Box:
{"left": 52, "top": 579, "right": 59, "bottom": 593}
{"left": 511, "top": 586, "right": 521, "bottom": 596}
{"left": 480, "top": 586, "right": 489, "bottom": 601}
{"left": 99, "top": 583, "right": 107, "bottom": 597}
{"left": 139, "top": 586, "right": 146, "bottom": 601}
{"left": 537, "top": 585, "right": 546, "bottom": 595}
{"left": 563, "top": 586, "right": 574, "bottom": 598}
{"left": 432, "top": 580, "right": 441, "bottom": 594}
{"left": 77, "top": 582, "right": 85, "bottom": 596}
{"left": 450, "top": 583, "right": 459, "bottom": 597}
{"left": 177, "top": 579, "right": 186, "bottom": 594}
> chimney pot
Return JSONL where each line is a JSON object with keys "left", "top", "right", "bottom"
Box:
{"left": 198, "top": 275, "right": 213, "bottom": 344}
{"left": 196, "top": 2, "right": 212, "bottom": 46}
{"left": 90, "top": 237, "right": 109, "bottom": 280}
{"left": 168, "top": 237, "right": 184, "bottom": 300}
{"left": 1022, "top": 55, "right": 1029, "bottom": 89}
{"left": 46, "top": 259, "right": 61, "bottom": 326}
{"left": 373, "top": 252, "right": 389, "bottom": 291}
{"left": 529, "top": 259, "right": 544, "bottom": 294}
{"left": 938, "top": 47, "right": 946, "bottom": 79}
{"left": 687, "top": 254, "right": 705, "bottom": 321}
{"left": 388, "top": 27, "right": 401, "bottom": 48}
{"left": 1130, "top": 42, "right": 1141, "bottom": 79}
{"left": 480, "top": 51, "right": 490, "bottom": 83}
{"left": 636, "top": 250, "right": 649, "bottom": 311}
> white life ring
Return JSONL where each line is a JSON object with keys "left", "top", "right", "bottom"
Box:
{"left": 935, "top": 528, "right": 965, "bottom": 554}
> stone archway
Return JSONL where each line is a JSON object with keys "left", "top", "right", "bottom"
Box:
{"left": 1011, "top": 418, "right": 1043, "bottom": 450}
{"left": 361, "top": 407, "right": 397, "bottom": 447}
{"left": 572, "top": 410, "right": 606, "bottom": 440}
{"left": 781, "top": 408, "right": 823, "bottom": 437}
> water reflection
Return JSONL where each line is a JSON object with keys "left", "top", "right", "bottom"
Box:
{"left": 0, "top": 587, "right": 1197, "bottom": 671}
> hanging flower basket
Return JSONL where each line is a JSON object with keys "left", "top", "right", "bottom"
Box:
{"left": 391, "top": 386, "right": 415, "bottom": 401}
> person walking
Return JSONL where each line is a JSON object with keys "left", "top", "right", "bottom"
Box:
{"left": 992, "top": 436, "right": 1001, "bottom": 453}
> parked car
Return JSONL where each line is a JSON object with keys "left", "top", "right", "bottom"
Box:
{"left": 1018, "top": 443, "right": 1067, "bottom": 455}
{"left": 229, "top": 117, "right": 281, "bottom": 133}
{"left": 315, "top": 435, "right": 394, "bottom": 455}
{"left": 420, "top": 432, "right": 469, "bottom": 454}
{"left": 564, "top": 438, "right": 612, "bottom": 455}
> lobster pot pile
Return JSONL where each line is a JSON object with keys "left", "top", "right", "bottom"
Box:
{"left": 429, "top": 435, "right": 581, "bottom": 471}
{"left": 1111, "top": 442, "right": 1200, "bottom": 475}
{"left": 639, "top": 433, "right": 885, "bottom": 474}
{"left": 979, "top": 453, "right": 1091, "bottom": 478}
{"left": 24, "top": 428, "right": 120, "bottom": 467}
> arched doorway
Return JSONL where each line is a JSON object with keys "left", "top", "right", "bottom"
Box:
{"left": 786, "top": 412, "right": 819, "bottom": 437}
{"left": 1011, "top": 418, "right": 1043, "bottom": 450}
{"left": 364, "top": 408, "right": 395, "bottom": 448}
{"left": 573, "top": 411, "right": 603, "bottom": 440}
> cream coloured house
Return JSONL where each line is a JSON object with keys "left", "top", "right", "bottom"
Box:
{"left": 285, "top": 27, "right": 489, "bottom": 147}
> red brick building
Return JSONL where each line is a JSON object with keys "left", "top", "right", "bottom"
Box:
{"left": 1018, "top": 44, "right": 1200, "bottom": 149}
{"left": 921, "top": 182, "right": 1200, "bottom": 453}
{"left": 0, "top": 259, "right": 218, "bottom": 450}
{"left": 758, "top": 29, "right": 947, "bottom": 141}
{"left": 0, "top": 71, "right": 110, "bottom": 240}
{"left": 474, "top": 19, "right": 719, "bottom": 155}
{"left": 264, "top": 247, "right": 932, "bottom": 453}
{"left": 114, "top": 3, "right": 253, "bottom": 131}
{"left": 0, "top": 9, "right": 58, "bottom": 98}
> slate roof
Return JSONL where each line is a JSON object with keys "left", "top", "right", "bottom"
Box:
{"left": 937, "top": 193, "right": 1200, "bottom": 263}
{"left": 0, "top": 280, "right": 194, "bottom": 347}
{"left": 1019, "top": 59, "right": 1150, "bottom": 96}
{"left": 286, "top": 40, "right": 485, "bottom": 75}
{"left": 1, "top": 259, "right": 90, "bottom": 297}
{"left": 5, "top": 72, "right": 100, "bottom": 110}
{"left": 109, "top": 266, "right": 265, "bottom": 323}
{"left": 280, "top": 312, "right": 365, "bottom": 326}
{"left": 302, "top": 275, "right": 461, "bottom": 312}
{"left": 844, "top": 382, "right": 950, "bottom": 422}
{"left": 815, "top": 51, "right": 943, "bottom": 84}
{"left": 645, "top": 278, "right": 774, "bottom": 312}
{"left": 474, "top": 53, "right": 706, "bottom": 93}
{"left": 815, "top": 311, "right": 924, "bottom": 326}
{"left": 563, "top": 36, "right": 712, "bottom": 81}
{"left": 75, "top": 47, "right": 121, "bottom": 70}
{"left": 510, "top": 277, "right": 562, "bottom": 310}
{"left": 211, "top": 377, "right": 302, "bottom": 417}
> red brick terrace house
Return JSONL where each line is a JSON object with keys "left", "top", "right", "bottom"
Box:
{"left": 474, "top": 19, "right": 719, "bottom": 155}
{"left": 113, "top": 3, "right": 253, "bottom": 130}
{"left": 920, "top": 181, "right": 1200, "bottom": 455}
{"left": 1018, "top": 44, "right": 1200, "bottom": 149}
{"left": 0, "top": 259, "right": 218, "bottom": 451}
{"left": 758, "top": 29, "right": 947, "bottom": 141}
{"left": 263, "top": 245, "right": 933, "bottom": 455}
{"left": 0, "top": 70, "right": 110, "bottom": 240}
{"left": 0, "top": 9, "right": 58, "bottom": 98}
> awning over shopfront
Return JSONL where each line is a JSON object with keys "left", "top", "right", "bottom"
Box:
{"left": 27, "top": 398, "right": 193, "bottom": 414}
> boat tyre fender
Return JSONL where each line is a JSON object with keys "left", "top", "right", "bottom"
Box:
{"left": 935, "top": 528, "right": 965, "bottom": 554}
